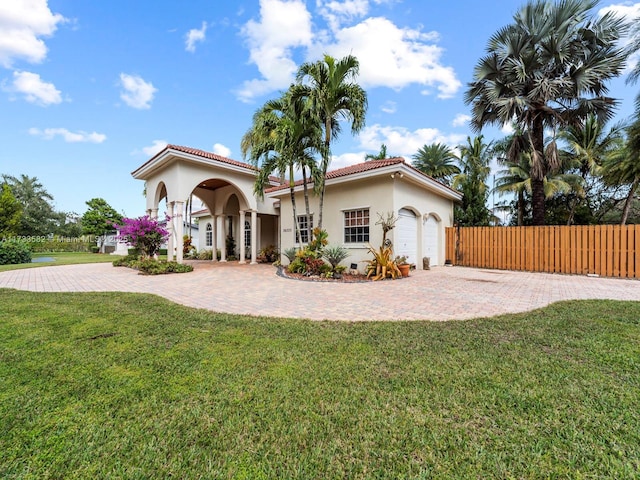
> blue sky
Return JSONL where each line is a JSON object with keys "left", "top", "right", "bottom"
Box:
{"left": 1, "top": 0, "right": 639, "bottom": 218}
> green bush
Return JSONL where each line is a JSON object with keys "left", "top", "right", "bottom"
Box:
{"left": 0, "top": 239, "right": 32, "bottom": 265}
{"left": 91, "top": 246, "right": 100, "bottom": 253}
{"left": 158, "top": 248, "right": 167, "bottom": 256}
{"left": 127, "top": 248, "right": 140, "bottom": 256}
{"left": 322, "top": 245, "right": 350, "bottom": 269}
{"left": 112, "top": 256, "right": 193, "bottom": 275}
{"left": 28, "top": 240, "right": 93, "bottom": 253}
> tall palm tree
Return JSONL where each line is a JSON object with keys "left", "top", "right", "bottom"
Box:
{"left": 466, "top": 0, "right": 628, "bottom": 225}
{"left": 294, "top": 54, "right": 368, "bottom": 229}
{"left": 626, "top": 13, "right": 640, "bottom": 111}
{"left": 241, "top": 88, "right": 323, "bottom": 244}
{"left": 411, "top": 143, "right": 460, "bottom": 186}
{"left": 602, "top": 115, "right": 640, "bottom": 225}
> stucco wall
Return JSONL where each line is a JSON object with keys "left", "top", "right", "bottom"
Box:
{"left": 275, "top": 174, "right": 456, "bottom": 272}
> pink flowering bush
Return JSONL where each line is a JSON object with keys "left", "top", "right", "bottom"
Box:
{"left": 115, "top": 216, "right": 169, "bottom": 258}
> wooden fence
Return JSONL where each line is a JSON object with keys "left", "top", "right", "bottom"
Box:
{"left": 445, "top": 225, "right": 640, "bottom": 278}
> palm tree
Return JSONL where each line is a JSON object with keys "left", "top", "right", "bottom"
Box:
{"left": 466, "top": 0, "right": 628, "bottom": 225}
{"left": 626, "top": 13, "right": 640, "bottom": 111}
{"left": 452, "top": 136, "right": 493, "bottom": 226}
{"left": 365, "top": 144, "right": 388, "bottom": 161}
{"left": 241, "top": 88, "right": 322, "bottom": 244}
{"left": 602, "top": 115, "right": 640, "bottom": 225}
{"left": 411, "top": 143, "right": 460, "bottom": 186}
{"left": 294, "top": 54, "right": 368, "bottom": 229}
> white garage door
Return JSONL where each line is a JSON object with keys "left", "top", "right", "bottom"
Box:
{"left": 423, "top": 215, "right": 440, "bottom": 266}
{"left": 396, "top": 209, "right": 417, "bottom": 264}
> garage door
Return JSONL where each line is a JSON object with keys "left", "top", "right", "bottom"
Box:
{"left": 396, "top": 209, "right": 417, "bottom": 265}
{"left": 423, "top": 215, "right": 440, "bottom": 266}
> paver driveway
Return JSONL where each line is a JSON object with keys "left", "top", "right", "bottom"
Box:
{"left": 1, "top": 261, "right": 638, "bottom": 321}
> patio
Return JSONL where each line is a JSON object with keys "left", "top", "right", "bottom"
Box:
{"left": 1, "top": 261, "right": 638, "bottom": 321}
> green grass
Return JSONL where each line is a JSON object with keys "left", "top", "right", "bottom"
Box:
{"left": 0, "top": 252, "right": 122, "bottom": 272}
{"left": 1, "top": 290, "right": 638, "bottom": 479}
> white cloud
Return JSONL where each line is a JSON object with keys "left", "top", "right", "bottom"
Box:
{"left": 119, "top": 73, "right": 157, "bottom": 109}
{"left": 212, "top": 143, "right": 232, "bottom": 157}
{"left": 452, "top": 113, "right": 471, "bottom": 127}
{"left": 0, "top": 0, "right": 66, "bottom": 67}
{"left": 29, "top": 127, "right": 106, "bottom": 143}
{"left": 9, "top": 70, "right": 61, "bottom": 105}
{"left": 329, "top": 151, "right": 367, "bottom": 170}
{"left": 236, "top": 0, "right": 313, "bottom": 102}
{"left": 381, "top": 101, "right": 396, "bottom": 114}
{"left": 358, "top": 123, "right": 465, "bottom": 158}
{"left": 599, "top": 3, "right": 640, "bottom": 73}
{"left": 185, "top": 21, "right": 207, "bottom": 52}
{"left": 317, "top": 17, "right": 460, "bottom": 98}
{"left": 501, "top": 123, "right": 515, "bottom": 135}
{"left": 317, "top": 0, "right": 369, "bottom": 30}
{"left": 143, "top": 140, "right": 168, "bottom": 156}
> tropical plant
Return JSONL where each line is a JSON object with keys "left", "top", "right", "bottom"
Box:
{"left": 466, "top": 0, "right": 629, "bottom": 225}
{"left": 364, "top": 245, "right": 401, "bottom": 281}
{"left": 453, "top": 136, "right": 493, "bottom": 226}
{"left": 294, "top": 54, "right": 368, "bottom": 229}
{"left": 242, "top": 87, "right": 323, "bottom": 245}
{"left": 115, "top": 216, "right": 169, "bottom": 258}
{"left": 365, "top": 144, "right": 389, "bottom": 161}
{"left": 411, "top": 143, "right": 460, "bottom": 185}
{"left": 602, "top": 114, "right": 640, "bottom": 224}
{"left": 322, "top": 245, "right": 349, "bottom": 269}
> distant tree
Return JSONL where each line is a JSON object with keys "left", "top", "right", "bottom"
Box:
{"left": 453, "top": 136, "right": 492, "bottom": 226}
{"left": 55, "top": 211, "right": 83, "bottom": 237}
{"left": 0, "top": 183, "right": 22, "bottom": 238}
{"left": 412, "top": 143, "right": 460, "bottom": 186}
{"left": 365, "top": 144, "right": 388, "bottom": 161}
{"left": 1, "top": 174, "right": 57, "bottom": 236}
{"left": 81, "top": 198, "right": 122, "bottom": 252}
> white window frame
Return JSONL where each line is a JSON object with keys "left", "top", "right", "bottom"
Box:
{"left": 205, "top": 223, "right": 212, "bottom": 247}
{"left": 343, "top": 208, "right": 370, "bottom": 244}
{"left": 296, "top": 214, "right": 313, "bottom": 244}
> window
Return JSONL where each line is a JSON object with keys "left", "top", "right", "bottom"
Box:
{"left": 344, "top": 209, "right": 369, "bottom": 243}
{"left": 296, "top": 214, "right": 313, "bottom": 244}
{"left": 244, "top": 220, "right": 251, "bottom": 251}
{"left": 205, "top": 223, "right": 212, "bottom": 247}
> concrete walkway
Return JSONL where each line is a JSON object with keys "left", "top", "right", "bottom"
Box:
{"left": 1, "top": 261, "right": 638, "bottom": 321}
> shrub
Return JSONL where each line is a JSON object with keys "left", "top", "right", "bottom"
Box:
{"left": 112, "top": 256, "right": 193, "bottom": 274}
{"left": 91, "top": 246, "right": 100, "bottom": 253}
{"left": 283, "top": 247, "right": 297, "bottom": 263}
{"left": 128, "top": 248, "right": 140, "bottom": 256}
{"left": 115, "top": 216, "right": 169, "bottom": 258}
{"left": 258, "top": 244, "right": 279, "bottom": 263}
{"left": 158, "top": 248, "right": 168, "bottom": 256}
{"left": 0, "top": 239, "right": 32, "bottom": 265}
{"left": 322, "top": 245, "right": 349, "bottom": 269}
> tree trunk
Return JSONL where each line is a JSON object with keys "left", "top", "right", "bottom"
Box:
{"left": 620, "top": 177, "right": 639, "bottom": 226}
{"left": 531, "top": 118, "right": 546, "bottom": 226}
{"left": 318, "top": 119, "right": 332, "bottom": 230}
{"left": 517, "top": 190, "right": 524, "bottom": 226}
{"left": 289, "top": 165, "right": 301, "bottom": 247}
{"left": 301, "top": 165, "right": 312, "bottom": 243}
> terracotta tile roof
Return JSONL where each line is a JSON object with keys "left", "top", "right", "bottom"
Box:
{"left": 265, "top": 158, "right": 405, "bottom": 193}
{"left": 165, "top": 144, "right": 257, "bottom": 171}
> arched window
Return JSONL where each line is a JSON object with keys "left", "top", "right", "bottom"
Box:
{"left": 205, "top": 223, "right": 212, "bottom": 247}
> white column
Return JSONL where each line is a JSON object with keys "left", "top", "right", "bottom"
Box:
{"left": 151, "top": 208, "right": 158, "bottom": 220}
{"left": 250, "top": 210, "right": 258, "bottom": 264}
{"left": 167, "top": 202, "right": 175, "bottom": 261}
{"left": 211, "top": 213, "right": 217, "bottom": 262}
{"left": 175, "top": 201, "right": 184, "bottom": 264}
{"left": 239, "top": 210, "right": 246, "bottom": 263}
{"left": 218, "top": 215, "right": 227, "bottom": 262}
{"left": 146, "top": 208, "right": 152, "bottom": 217}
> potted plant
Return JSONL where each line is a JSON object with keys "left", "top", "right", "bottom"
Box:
{"left": 395, "top": 255, "right": 410, "bottom": 277}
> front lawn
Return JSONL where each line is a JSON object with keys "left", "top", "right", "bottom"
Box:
{"left": 0, "top": 252, "right": 122, "bottom": 272}
{"left": 1, "top": 291, "right": 638, "bottom": 478}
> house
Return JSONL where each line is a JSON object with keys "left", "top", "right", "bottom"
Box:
{"left": 132, "top": 145, "right": 462, "bottom": 270}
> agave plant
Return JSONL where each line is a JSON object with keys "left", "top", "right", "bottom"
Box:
{"left": 365, "top": 245, "right": 401, "bottom": 281}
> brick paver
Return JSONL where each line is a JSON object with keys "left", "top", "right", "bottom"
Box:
{"left": 1, "top": 261, "right": 638, "bottom": 321}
